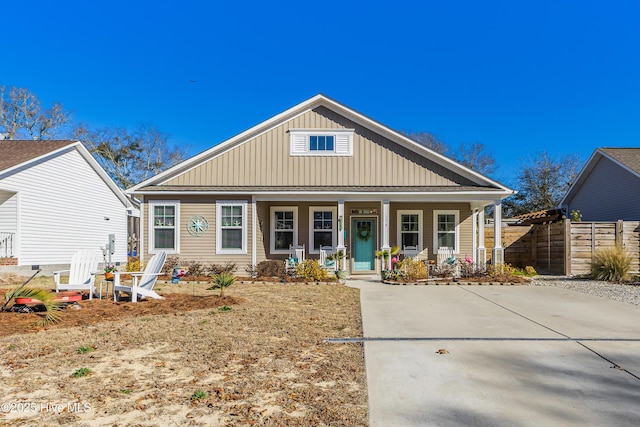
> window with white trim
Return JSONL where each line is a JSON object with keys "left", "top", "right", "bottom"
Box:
{"left": 216, "top": 201, "right": 247, "bottom": 254}
{"left": 289, "top": 129, "right": 353, "bottom": 156}
{"left": 397, "top": 210, "right": 422, "bottom": 250}
{"left": 149, "top": 201, "right": 180, "bottom": 253}
{"left": 309, "top": 207, "right": 337, "bottom": 253}
{"left": 270, "top": 206, "right": 298, "bottom": 253}
{"left": 433, "top": 210, "right": 459, "bottom": 253}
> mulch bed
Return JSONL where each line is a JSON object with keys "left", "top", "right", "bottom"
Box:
{"left": 0, "top": 291, "right": 241, "bottom": 338}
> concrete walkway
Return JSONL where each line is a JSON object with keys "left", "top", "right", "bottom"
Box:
{"left": 348, "top": 280, "right": 640, "bottom": 426}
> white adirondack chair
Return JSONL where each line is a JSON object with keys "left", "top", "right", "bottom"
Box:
{"left": 113, "top": 251, "right": 167, "bottom": 302}
{"left": 54, "top": 250, "right": 101, "bottom": 299}
{"left": 319, "top": 245, "right": 337, "bottom": 272}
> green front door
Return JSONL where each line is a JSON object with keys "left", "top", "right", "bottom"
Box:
{"left": 352, "top": 218, "right": 376, "bottom": 272}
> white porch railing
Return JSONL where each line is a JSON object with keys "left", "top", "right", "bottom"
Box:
{"left": 0, "top": 232, "right": 15, "bottom": 257}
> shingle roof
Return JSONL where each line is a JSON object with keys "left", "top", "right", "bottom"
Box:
{"left": 600, "top": 148, "right": 640, "bottom": 175}
{"left": 0, "top": 140, "right": 76, "bottom": 172}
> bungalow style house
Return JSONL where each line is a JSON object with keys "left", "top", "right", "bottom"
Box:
{"left": 0, "top": 140, "right": 132, "bottom": 271}
{"left": 560, "top": 148, "right": 640, "bottom": 221}
{"left": 127, "top": 95, "right": 515, "bottom": 275}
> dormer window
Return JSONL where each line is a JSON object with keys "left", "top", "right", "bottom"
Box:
{"left": 289, "top": 129, "right": 354, "bottom": 156}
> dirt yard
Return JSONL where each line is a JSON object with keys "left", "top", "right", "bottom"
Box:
{"left": 0, "top": 279, "right": 367, "bottom": 426}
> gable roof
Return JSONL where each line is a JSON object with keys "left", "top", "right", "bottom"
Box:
{"left": 599, "top": 148, "right": 640, "bottom": 175}
{"left": 560, "top": 147, "right": 640, "bottom": 207}
{"left": 0, "top": 140, "right": 131, "bottom": 208}
{"left": 0, "top": 140, "right": 75, "bottom": 172}
{"left": 128, "top": 94, "right": 514, "bottom": 198}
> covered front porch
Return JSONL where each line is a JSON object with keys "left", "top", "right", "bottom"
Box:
{"left": 0, "top": 189, "right": 17, "bottom": 261}
{"left": 251, "top": 196, "right": 506, "bottom": 275}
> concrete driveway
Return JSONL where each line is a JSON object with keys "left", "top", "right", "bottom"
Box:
{"left": 347, "top": 280, "right": 640, "bottom": 426}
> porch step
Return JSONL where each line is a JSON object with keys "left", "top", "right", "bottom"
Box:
{"left": 0, "top": 257, "right": 17, "bottom": 266}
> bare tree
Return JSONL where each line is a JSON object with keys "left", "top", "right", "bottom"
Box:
{"left": 75, "top": 122, "right": 186, "bottom": 189}
{"left": 452, "top": 142, "right": 496, "bottom": 176}
{"left": 503, "top": 151, "right": 582, "bottom": 217}
{"left": 403, "top": 131, "right": 496, "bottom": 176}
{"left": 0, "top": 85, "right": 72, "bottom": 139}
{"left": 403, "top": 131, "right": 448, "bottom": 154}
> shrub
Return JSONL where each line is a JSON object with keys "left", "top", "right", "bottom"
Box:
{"left": 208, "top": 262, "right": 237, "bottom": 275}
{"left": 208, "top": 272, "right": 237, "bottom": 297}
{"left": 163, "top": 255, "right": 181, "bottom": 275}
{"left": 185, "top": 260, "right": 206, "bottom": 276}
{"left": 524, "top": 266, "right": 537, "bottom": 276}
{"left": 256, "top": 260, "right": 286, "bottom": 278}
{"left": 591, "top": 247, "right": 631, "bottom": 281}
{"left": 401, "top": 258, "right": 428, "bottom": 281}
{"left": 126, "top": 258, "right": 141, "bottom": 272}
{"left": 245, "top": 264, "right": 257, "bottom": 277}
{"left": 295, "top": 260, "right": 328, "bottom": 281}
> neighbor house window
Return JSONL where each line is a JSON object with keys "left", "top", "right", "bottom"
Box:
{"left": 433, "top": 210, "right": 459, "bottom": 252}
{"left": 289, "top": 129, "right": 354, "bottom": 156}
{"left": 270, "top": 207, "right": 298, "bottom": 254}
{"left": 216, "top": 201, "right": 247, "bottom": 254}
{"left": 309, "top": 207, "right": 337, "bottom": 253}
{"left": 397, "top": 210, "right": 422, "bottom": 251}
{"left": 149, "top": 201, "right": 180, "bottom": 253}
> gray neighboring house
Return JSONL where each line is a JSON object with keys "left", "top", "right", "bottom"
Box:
{"left": 560, "top": 148, "right": 640, "bottom": 221}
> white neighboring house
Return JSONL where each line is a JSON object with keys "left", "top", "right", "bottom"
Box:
{"left": 0, "top": 140, "right": 132, "bottom": 271}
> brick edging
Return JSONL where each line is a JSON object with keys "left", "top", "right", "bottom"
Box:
{"left": 382, "top": 280, "right": 522, "bottom": 286}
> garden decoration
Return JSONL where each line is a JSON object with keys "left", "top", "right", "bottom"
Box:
{"left": 356, "top": 222, "right": 372, "bottom": 241}
{"left": 172, "top": 266, "right": 187, "bottom": 284}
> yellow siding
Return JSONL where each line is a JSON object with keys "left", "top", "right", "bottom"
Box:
{"left": 164, "top": 107, "right": 474, "bottom": 187}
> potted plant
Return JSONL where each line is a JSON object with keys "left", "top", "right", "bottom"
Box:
{"left": 375, "top": 245, "right": 400, "bottom": 272}
{"left": 334, "top": 250, "right": 348, "bottom": 282}
{"left": 104, "top": 264, "right": 117, "bottom": 281}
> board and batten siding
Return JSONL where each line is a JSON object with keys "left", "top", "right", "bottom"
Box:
{"left": 567, "top": 156, "right": 640, "bottom": 221}
{"left": 0, "top": 191, "right": 18, "bottom": 234}
{"left": 0, "top": 148, "right": 128, "bottom": 266}
{"left": 163, "top": 106, "right": 476, "bottom": 188}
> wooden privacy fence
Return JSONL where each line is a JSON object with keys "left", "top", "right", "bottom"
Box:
{"left": 486, "top": 220, "right": 640, "bottom": 275}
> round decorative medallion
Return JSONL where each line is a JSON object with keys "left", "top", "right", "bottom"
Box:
{"left": 187, "top": 215, "right": 209, "bottom": 236}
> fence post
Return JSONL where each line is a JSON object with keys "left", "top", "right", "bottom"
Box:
{"left": 531, "top": 225, "right": 537, "bottom": 271}
{"left": 564, "top": 219, "right": 571, "bottom": 275}
{"left": 615, "top": 220, "right": 624, "bottom": 249}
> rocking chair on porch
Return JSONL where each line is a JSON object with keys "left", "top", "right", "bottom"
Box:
{"left": 285, "top": 244, "right": 305, "bottom": 274}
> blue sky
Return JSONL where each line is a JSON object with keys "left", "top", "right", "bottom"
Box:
{"left": 3, "top": 0, "right": 639, "bottom": 187}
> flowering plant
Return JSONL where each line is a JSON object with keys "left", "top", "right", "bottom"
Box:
{"left": 104, "top": 264, "right": 117, "bottom": 273}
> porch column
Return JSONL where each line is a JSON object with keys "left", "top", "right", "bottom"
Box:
{"left": 492, "top": 200, "right": 504, "bottom": 267}
{"left": 382, "top": 199, "right": 391, "bottom": 270}
{"left": 337, "top": 199, "right": 346, "bottom": 271}
{"left": 472, "top": 209, "right": 478, "bottom": 264}
{"left": 251, "top": 196, "right": 257, "bottom": 272}
{"left": 477, "top": 207, "right": 486, "bottom": 267}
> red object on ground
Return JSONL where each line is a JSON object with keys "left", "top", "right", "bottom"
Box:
{"left": 15, "top": 292, "right": 82, "bottom": 305}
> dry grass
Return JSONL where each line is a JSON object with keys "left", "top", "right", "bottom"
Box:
{"left": 0, "top": 279, "right": 367, "bottom": 426}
